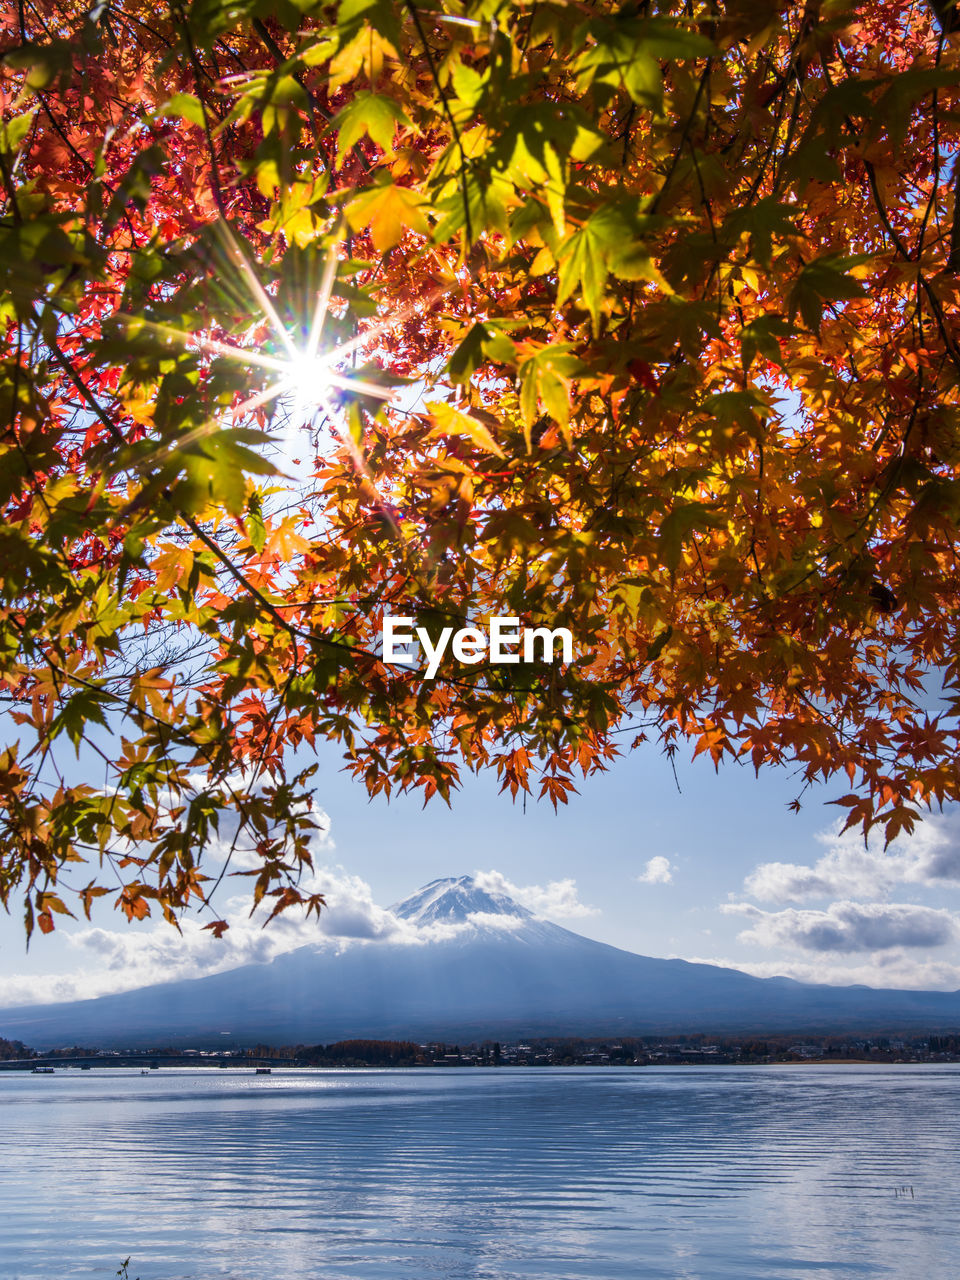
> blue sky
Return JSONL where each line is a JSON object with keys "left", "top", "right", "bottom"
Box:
{"left": 4, "top": 729, "right": 960, "bottom": 1009}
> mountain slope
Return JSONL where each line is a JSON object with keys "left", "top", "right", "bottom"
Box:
{"left": 3, "top": 876, "right": 960, "bottom": 1047}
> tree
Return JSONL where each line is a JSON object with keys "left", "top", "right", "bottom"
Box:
{"left": 0, "top": 1034, "right": 33, "bottom": 1058}
{"left": 2, "top": 0, "right": 960, "bottom": 938}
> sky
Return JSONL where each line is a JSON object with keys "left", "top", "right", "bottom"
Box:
{"left": 4, "top": 726, "right": 960, "bottom": 1010}
{"left": 8, "top": 194, "right": 959, "bottom": 1015}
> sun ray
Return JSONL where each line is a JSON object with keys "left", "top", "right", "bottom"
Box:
{"left": 305, "top": 241, "right": 341, "bottom": 363}
{"left": 132, "top": 379, "right": 291, "bottom": 472}
{"left": 216, "top": 223, "right": 299, "bottom": 361}
{"left": 122, "top": 317, "right": 289, "bottom": 379}
{"left": 119, "top": 224, "right": 469, "bottom": 495}
{"left": 323, "top": 371, "right": 395, "bottom": 400}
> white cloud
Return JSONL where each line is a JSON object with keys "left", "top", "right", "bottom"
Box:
{"left": 466, "top": 912, "right": 526, "bottom": 931}
{"left": 472, "top": 870, "right": 599, "bottom": 918}
{"left": 723, "top": 900, "right": 960, "bottom": 954}
{"left": 312, "top": 872, "right": 402, "bottom": 941}
{"left": 683, "top": 952, "right": 960, "bottom": 992}
{"left": 743, "top": 814, "right": 960, "bottom": 904}
{"left": 637, "top": 856, "right": 674, "bottom": 885}
{"left": 0, "top": 862, "right": 409, "bottom": 1008}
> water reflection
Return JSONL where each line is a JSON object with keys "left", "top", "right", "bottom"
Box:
{"left": 1, "top": 1066, "right": 957, "bottom": 1279}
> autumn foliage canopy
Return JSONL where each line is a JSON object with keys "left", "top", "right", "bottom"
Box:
{"left": 2, "top": 0, "right": 960, "bottom": 936}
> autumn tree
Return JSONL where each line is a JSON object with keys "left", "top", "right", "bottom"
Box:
{"left": 2, "top": 0, "right": 960, "bottom": 937}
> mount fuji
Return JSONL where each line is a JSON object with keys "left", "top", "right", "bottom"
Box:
{"left": 4, "top": 875, "right": 960, "bottom": 1048}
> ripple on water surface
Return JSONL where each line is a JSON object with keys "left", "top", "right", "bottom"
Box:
{"left": 1, "top": 1065, "right": 957, "bottom": 1280}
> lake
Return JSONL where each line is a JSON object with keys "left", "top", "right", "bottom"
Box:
{"left": 1, "top": 1064, "right": 957, "bottom": 1279}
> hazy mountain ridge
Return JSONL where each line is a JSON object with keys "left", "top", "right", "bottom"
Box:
{"left": 3, "top": 876, "right": 960, "bottom": 1048}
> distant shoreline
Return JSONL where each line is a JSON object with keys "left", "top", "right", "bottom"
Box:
{"left": 4, "top": 1059, "right": 958, "bottom": 1072}
{"left": 5, "top": 1031, "right": 960, "bottom": 1071}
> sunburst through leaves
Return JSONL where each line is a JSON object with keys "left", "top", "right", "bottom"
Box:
{"left": 128, "top": 226, "right": 427, "bottom": 486}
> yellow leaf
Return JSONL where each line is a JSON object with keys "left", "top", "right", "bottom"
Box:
{"left": 530, "top": 246, "right": 554, "bottom": 276}
{"left": 346, "top": 182, "right": 428, "bottom": 251}
{"left": 123, "top": 393, "right": 156, "bottom": 426}
{"left": 266, "top": 522, "right": 312, "bottom": 558}
{"left": 152, "top": 544, "right": 194, "bottom": 593}
{"left": 426, "top": 400, "right": 505, "bottom": 458}
{"left": 459, "top": 124, "right": 491, "bottom": 160}
{"left": 329, "top": 29, "right": 398, "bottom": 94}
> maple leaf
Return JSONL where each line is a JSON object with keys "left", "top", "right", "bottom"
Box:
{"left": 426, "top": 400, "right": 505, "bottom": 458}
{"left": 346, "top": 181, "right": 428, "bottom": 251}
{"left": 4, "top": 0, "right": 960, "bottom": 939}
{"left": 333, "top": 92, "right": 410, "bottom": 161}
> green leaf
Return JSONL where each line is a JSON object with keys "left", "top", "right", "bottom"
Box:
{"left": 646, "top": 626, "right": 673, "bottom": 661}
{"left": 450, "top": 59, "right": 487, "bottom": 112}
{"left": 49, "top": 687, "right": 110, "bottom": 752}
{"left": 3, "top": 39, "right": 73, "bottom": 92}
{"left": 448, "top": 322, "right": 519, "bottom": 385}
{"left": 246, "top": 492, "right": 267, "bottom": 553}
{"left": 658, "top": 502, "right": 720, "bottom": 571}
{"left": 639, "top": 18, "right": 717, "bottom": 60}
{"left": 575, "top": 18, "right": 711, "bottom": 110}
{"left": 722, "top": 198, "right": 798, "bottom": 267}
{"left": 789, "top": 255, "right": 868, "bottom": 333}
{"left": 449, "top": 323, "right": 489, "bottom": 385}
{"left": 739, "top": 314, "right": 793, "bottom": 370}
{"left": 557, "top": 222, "right": 608, "bottom": 327}
{"left": 158, "top": 93, "right": 206, "bottom": 127}
{"left": 336, "top": 0, "right": 402, "bottom": 47}
{"left": 518, "top": 346, "right": 586, "bottom": 445}
{"left": 0, "top": 110, "right": 36, "bottom": 154}
{"left": 875, "top": 67, "right": 960, "bottom": 150}
{"left": 333, "top": 91, "right": 409, "bottom": 160}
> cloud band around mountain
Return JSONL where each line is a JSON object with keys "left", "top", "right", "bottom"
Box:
{"left": 0, "top": 863, "right": 597, "bottom": 1007}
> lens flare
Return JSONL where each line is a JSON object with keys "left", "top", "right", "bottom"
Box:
{"left": 121, "top": 225, "right": 447, "bottom": 495}
{"left": 281, "top": 352, "right": 336, "bottom": 423}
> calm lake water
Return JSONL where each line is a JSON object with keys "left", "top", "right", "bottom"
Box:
{"left": 1, "top": 1064, "right": 958, "bottom": 1279}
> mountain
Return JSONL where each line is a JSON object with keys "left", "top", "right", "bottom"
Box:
{"left": 3, "top": 875, "right": 960, "bottom": 1048}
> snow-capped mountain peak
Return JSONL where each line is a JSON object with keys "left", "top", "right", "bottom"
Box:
{"left": 390, "top": 875, "right": 533, "bottom": 926}
{"left": 6, "top": 871, "right": 960, "bottom": 1048}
